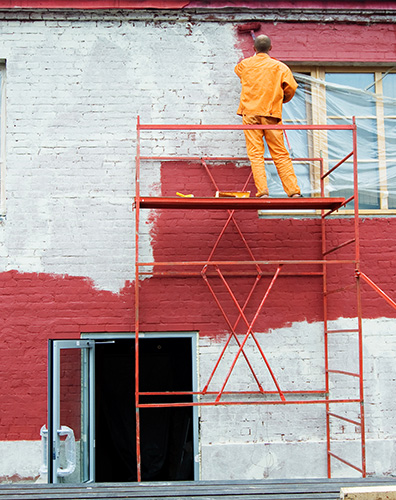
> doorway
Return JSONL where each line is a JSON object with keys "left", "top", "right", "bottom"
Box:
{"left": 94, "top": 335, "right": 197, "bottom": 482}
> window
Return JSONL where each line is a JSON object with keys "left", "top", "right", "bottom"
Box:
{"left": 282, "top": 67, "right": 396, "bottom": 213}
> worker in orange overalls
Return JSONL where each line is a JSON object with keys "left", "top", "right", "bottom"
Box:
{"left": 235, "top": 35, "right": 302, "bottom": 198}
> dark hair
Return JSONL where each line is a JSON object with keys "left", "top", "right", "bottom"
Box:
{"left": 254, "top": 35, "right": 271, "bottom": 53}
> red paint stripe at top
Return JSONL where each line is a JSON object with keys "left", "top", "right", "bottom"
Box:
{"left": 0, "top": 0, "right": 190, "bottom": 8}
{"left": 0, "top": 0, "right": 394, "bottom": 8}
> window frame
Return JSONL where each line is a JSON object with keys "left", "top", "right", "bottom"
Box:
{"left": 288, "top": 65, "right": 396, "bottom": 215}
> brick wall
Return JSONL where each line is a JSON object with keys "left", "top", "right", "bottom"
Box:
{"left": 236, "top": 22, "right": 396, "bottom": 63}
{"left": 0, "top": 9, "right": 395, "bottom": 481}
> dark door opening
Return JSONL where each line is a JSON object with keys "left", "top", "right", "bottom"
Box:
{"left": 95, "top": 337, "right": 195, "bottom": 482}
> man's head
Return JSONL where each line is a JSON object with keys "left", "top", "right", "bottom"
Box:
{"left": 254, "top": 35, "right": 272, "bottom": 54}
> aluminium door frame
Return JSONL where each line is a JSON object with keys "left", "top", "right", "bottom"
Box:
{"left": 48, "top": 339, "right": 95, "bottom": 484}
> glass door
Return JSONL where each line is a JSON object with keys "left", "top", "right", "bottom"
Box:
{"left": 48, "top": 340, "right": 95, "bottom": 484}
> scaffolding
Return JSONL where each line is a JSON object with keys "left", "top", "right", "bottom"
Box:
{"left": 134, "top": 117, "right": 366, "bottom": 481}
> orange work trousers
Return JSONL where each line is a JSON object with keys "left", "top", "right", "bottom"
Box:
{"left": 242, "top": 115, "right": 301, "bottom": 197}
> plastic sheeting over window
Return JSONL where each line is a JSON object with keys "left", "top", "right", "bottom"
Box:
{"left": 278, "top": 71, "right": 396, "bottom": 211}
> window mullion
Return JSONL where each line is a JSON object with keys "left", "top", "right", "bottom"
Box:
{"left": 311, "top": 68, "right": 329, "bottom": 196}
{"left": 375, "top": 72, "right": 388, "bottom": 210}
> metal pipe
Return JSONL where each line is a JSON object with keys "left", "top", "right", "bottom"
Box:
{"left": 328, "top": 412, "right": 362, "bottom": 427}
{"left": 201, "top": 274, "right": 265, "bottom": 394}
{"left": 138, "top": 390, "right": 327, "bottom": 396}
{"left": 322, "top": 151, "right": 354, "bottom": 179}
{"left": 135, "top": 116, "right": 142, "bottom": 482}
{"left": 140, "top": 156, "right": 323, "bottom": 162}
{"left": 214, "top": 266, "right": 285, "bottom": 403}
{"left": 138, "top": 271, "right": 324, "bottom": 277}
{"left": 137, "top": 398, "right": 362, "bottom": 408}
{"left": 327, "top": 369, "right": 360, "bottom": 378}
{"left": 200, "top": 159, "right": 260, "bottom": 273}
{"left": 137, "top": 259, "right": 356, "bottom": 266}
{"left": 138, "top": 123, "right": 355, "bottom": 131}
{"left": 322, "top": 238, "right": 356, "bottom": 256}
{"left": 353, "top": 116, "right": 366, "bottom": 477}
{"left": 359, "top": 271, "right": 396, "bottom": 311}
{"left": 328, "top": 452, "right": 363, "bottom": 474}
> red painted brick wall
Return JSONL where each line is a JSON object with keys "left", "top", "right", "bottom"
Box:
{"left": 235, "top": 22, "right": 396, "bottom": 63}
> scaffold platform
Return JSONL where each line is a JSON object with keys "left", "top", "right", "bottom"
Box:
{"left": 138, "top": 196, "right": 346, "bottom": 211}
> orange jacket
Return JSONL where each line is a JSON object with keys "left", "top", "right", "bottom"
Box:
{"left": 235, "top": 53, "right": 298, "bottom": 119}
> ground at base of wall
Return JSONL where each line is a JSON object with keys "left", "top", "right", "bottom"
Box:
{"left": 1, "top": 438, "right": 396, "bottom": 483}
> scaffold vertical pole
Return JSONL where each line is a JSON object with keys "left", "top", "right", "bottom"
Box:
{"left": 320, "top": 155, "right": 332, "bottom": 478}
{"left": 353, "top": 117, "right": 366, "bottom": 477}
{"left": 135, "top": 116, "right": 142, "bottom": 482}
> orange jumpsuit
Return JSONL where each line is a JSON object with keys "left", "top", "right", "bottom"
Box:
{"left": 235, "top": 53, "right": 301, "bottom": 197}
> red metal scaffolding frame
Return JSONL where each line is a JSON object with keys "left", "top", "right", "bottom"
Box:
{"left": 134, "top": 117, "right": 366, "bottom": 481}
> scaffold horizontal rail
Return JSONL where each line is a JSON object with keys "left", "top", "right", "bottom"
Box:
{"left": 326, "top": 329, "right": 360, "bottom": 334}
{"left": 139, "top": 156, "right": 323, "bottom": 162}
{"left": 138, "top": 270, "right": 325, "bottom": 277}
{"left": 137, "top": 398, "right": 362, "bottom": 408}
{"left": 136, "top": 196, "right": 346, "bottom": 211}
{"left": 138, "top": 123, "right": 356, "bottom": 131}
{"left": 137, "top": 259, "right": 356, "bottom": 267}
{"left": 139, "top": 390, "right": 327, "bottom": 396}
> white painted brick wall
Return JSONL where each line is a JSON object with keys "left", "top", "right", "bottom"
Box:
{"left": 0, "top": 14, "right": 246, "bottom": 292}
{"left": 199, "top": 318, "right": 396, "bottom": 479}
